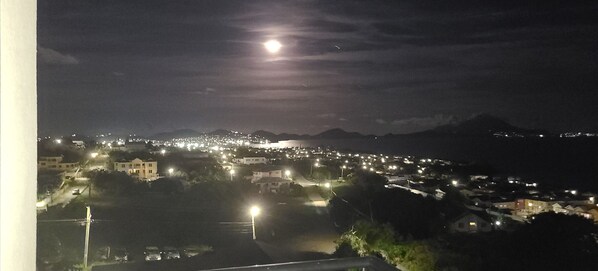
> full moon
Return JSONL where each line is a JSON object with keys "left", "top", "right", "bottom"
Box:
{"left": 264, "top": 39, "right": 282, "bottom": 53}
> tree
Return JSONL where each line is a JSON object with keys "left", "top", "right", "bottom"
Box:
{"left": 503, "top": 212, "right": 598, "bottom": 271}
{"left": 89, "top": 171, "right": 137, "bottom": 195}
{"left": 339, "top": 220, "right": 437, "bottom": 271}
{"left": 151, "top": 178, "right": 184, "bottom": 195}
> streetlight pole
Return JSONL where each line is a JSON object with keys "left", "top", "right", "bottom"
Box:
{"left": 341, "top": 165, "right": 346, "bottom": 180}
{"left": 230, "top": 169, "right": 235, "bottom": 181}
{"left": 83, "top": 206, "right": 92, "bottom": 269}
{"left": 250, "top": 206, "right": 260, "bottom": 240}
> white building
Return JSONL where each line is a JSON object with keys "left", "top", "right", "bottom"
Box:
{"left": 252, "top": 167, "right": 282, "bottom": 182}
{"left": 251, "top": 166, "right": 289, "bottom": 193}
{"left": 234, "top": 157, "right": 267, "bottom": 165}
{"left": 254, "top": 177, "right": 290, "bottom": 194}
{"left": 114, "top": 158, "right": 158, "bottom": 180}
{"left": 38, "top": 156, "right": 78, "bottom": 171}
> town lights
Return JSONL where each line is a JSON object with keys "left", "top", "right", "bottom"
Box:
{"left": 250, "top": 206, "right": 261, "bottom": 240}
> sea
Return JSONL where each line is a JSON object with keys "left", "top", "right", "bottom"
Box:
{"left": 258, "top": 137, "right": 598, "bottom": 191}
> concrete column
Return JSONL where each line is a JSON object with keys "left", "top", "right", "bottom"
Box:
{"left": 1, "top": 0, "right": 37, "bottom": 270}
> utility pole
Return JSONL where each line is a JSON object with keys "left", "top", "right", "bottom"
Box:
{"left": 83, "top": 206, "right": 92, "bottom": 269}
{"left": 368, "top": 201, "right": 374, "bottom": 223}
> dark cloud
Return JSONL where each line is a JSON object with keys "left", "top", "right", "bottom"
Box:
{"left": 37, "top": 0, "right": 598, "bottom": 135}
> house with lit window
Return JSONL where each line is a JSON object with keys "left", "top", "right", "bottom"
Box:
{"left": 449, "top": 211, "right": 493, "bottom": 233}
{"left": 514, "top": 198, "right": 552, "bottom": 217}
{"left": 38, "top": 156, "right": 79, "bottom": 171}
{"left": 114, "top": 158, "right": 158, "bottom": 180}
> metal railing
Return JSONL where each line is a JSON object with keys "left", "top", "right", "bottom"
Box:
{"left": 199, "top": 257, "right": 399, "bottom": 271}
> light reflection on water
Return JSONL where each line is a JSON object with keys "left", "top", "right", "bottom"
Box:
{"left": 255, "top": 137, "right": 598, "bottom": 190}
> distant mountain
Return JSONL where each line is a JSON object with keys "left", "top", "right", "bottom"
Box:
{"left": 405, "top": 114, "right": 546, "bottom": 137}
{"left": 207, "top": 129, "right": 235, "bottom": 136}
{"left": 251, "top": 130, "right": 278, "bottom": 139}
{"left": 313, "top": 128, "right": 365, "bottom": 139}
{"left": 251, "top": 128, "right": 364, "bottom": 142}
{"left": 151, "top": 129, "right": 203, "bottom": 140}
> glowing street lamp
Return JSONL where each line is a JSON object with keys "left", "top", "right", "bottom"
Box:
{"left": 452, "top": 180, "right": 458, "bottom": 187}
{"left": 168, "top": 168, "right": 174, "bottom": 176}
{"left": 160, "top": 149, "right": 166, "bottom": 155}
{"left": 55, "top": 139, "right": 62, "bottom": 144}
{"left": 250, "top": 206, "right": 261, "bottom": 240}
{"left": 340, "top": 165, "right": 346, "bottom": 180}
{"left": 284, "top": 170, "right": 291, "bottom": 179}
{"left": 90, "top": 152, "right": 98, "bottom": 159}
{"left": 230, "top": 169, "right": 235, "bottom": 181}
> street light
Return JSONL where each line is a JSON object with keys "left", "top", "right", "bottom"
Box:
{"left": 230, "top": 169, "right": 235, "bottom": 181}
{"left": 250, "top": 206, "right": 261, "bottom": 240}
{"left": 90, "top": 152, "right": 98, "bottom": 159}
{"left": 160, "top": 149, "right": 166, "bottom": 155}
{"left": 340, "top": 165, "right": 346, "bottom": 180}
{"left": 168, "top": 168, "right": 174, "bottom": 176}
{"left": 284, "top": 170, "right": 291, "bottom": 179}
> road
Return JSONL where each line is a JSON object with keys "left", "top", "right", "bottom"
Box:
{"left": 39, "top": 178, "right": 89, "bottom": 208}
{"left": 257, "top": 174, "right": 339, "bottom": 259}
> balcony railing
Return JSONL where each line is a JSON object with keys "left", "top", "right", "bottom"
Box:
{"left": 198, "top": 257, "right": 399, "bottom": 271}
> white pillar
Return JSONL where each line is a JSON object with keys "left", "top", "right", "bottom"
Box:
{"left": 1, "top": 0, "right": 37, "bottom": 270}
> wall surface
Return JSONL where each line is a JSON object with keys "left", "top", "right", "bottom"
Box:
{"left": 1, "top": 0, "right": 37, "bottom": 270}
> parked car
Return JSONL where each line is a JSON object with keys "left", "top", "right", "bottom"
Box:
{"left": 71, "top": 189, "right": 81, "bottom": 195}
{"left": 95, "top": 246, "right": 110, "bottom": 261}
{"left": 144, "top": 246, "right": 161, "bottom": 261}
{"left": 181, "top": 245, "right": 213, "bottom": 258}
{"left": 113, "top": 247, "right": 129, "bottom": 263}
{"left": 161, "top": 246, "right": 180, "bottom": 260}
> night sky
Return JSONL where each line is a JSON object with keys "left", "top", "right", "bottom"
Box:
{"left": 38, "top": 0, "right": 598, "bottom": 135}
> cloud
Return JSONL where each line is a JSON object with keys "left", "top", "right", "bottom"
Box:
{"left": 112, "top": 71, "right": 125, "bottom": 76}
{"left": 38, "top": 46, "right": 79, "bottom": 65}
{"left": 191, "top": 87, "right": 217, "bottom": 95}
{"left": 339, "top": 118, "right": 348, "bottom": 121}
{"left": 317, "top": 113, "right": 337, "bottom": 118}
{"left": 375, "top": 118, "right": 387, "bottom": 124}
{"left": 391, "top": 114, "right": 455, "bottom": 128}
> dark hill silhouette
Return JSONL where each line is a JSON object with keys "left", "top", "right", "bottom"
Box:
{"left": 406, "top": 114, "right": 545, "bottom": 137}
{"left": 152, "top": 129, "right": 203, "bottom": 140}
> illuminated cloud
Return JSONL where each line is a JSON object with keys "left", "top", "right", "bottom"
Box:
{"left": 38, "top": 46, "right": 79, "bottom": 65}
